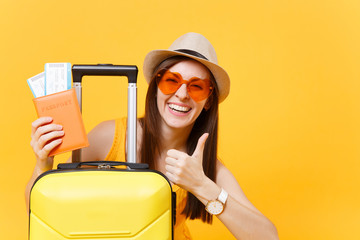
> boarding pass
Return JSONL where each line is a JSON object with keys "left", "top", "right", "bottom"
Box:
{"left": 27, "top": 63, "right": 72, "bottom": 98}
{"left": 27, "top": 72, "right": 45, "bottom": 98}
{"left": 45, "top": 63, "right": 72, "bottom": 95}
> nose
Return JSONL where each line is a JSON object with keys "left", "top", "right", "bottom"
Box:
{"left": 175, "top": 84, "right": 190, "bottom": 101}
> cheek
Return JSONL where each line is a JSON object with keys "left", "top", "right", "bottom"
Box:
{"left": 195, "top": 100, "right": 207, "bottom": 112}
{"left": 190, "top": 101, "right": 207, "bottom": 120}
{"left": 156, "top": 88, "right": 168, "bottom": 110}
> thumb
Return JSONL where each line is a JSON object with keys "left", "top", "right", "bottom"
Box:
{"left": 192, "top": 133, "right": 209, "bottom": 160}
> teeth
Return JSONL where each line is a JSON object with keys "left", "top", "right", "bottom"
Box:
{"left": 168, "top": 104, "right": 190, "bottom": 112}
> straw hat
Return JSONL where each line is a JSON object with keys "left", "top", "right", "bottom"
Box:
{"left": 143, "top": 32, "right": 230, "bottom": 103}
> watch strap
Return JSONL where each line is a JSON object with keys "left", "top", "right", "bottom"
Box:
{"left": 217, "top": 188, "right": 228, "bottom": 204}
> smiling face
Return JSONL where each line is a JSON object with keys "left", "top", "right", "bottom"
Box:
{"left": 156, "top": 60, "right": 211, "bottom": 131}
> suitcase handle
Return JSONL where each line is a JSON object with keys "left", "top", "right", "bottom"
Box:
{"left": 58, "top": 161, "right": 149, "bottom": 170}
{"left": 71, "top": 64, "right": 138, "bottom": 164}
{"left": 72, "top": 64, "right": 138, "bottom": 83}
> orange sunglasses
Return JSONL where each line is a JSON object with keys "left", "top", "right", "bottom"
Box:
{"left": 157, "top": 70, "right": 214, "bottom": 102}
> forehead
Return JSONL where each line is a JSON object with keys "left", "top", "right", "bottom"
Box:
{"left": 168, "top": 60, "right": 210, "bottom": 80}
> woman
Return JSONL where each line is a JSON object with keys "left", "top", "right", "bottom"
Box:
{"left": 26, "top": 32, "right": 279, "bottom": 239}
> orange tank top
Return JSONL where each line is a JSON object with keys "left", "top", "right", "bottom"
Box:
{"left": 105, "top": 118, "right": 192, "bottom": 240}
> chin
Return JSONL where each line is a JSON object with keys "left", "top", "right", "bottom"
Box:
{"left": 164, "top": 118, "right": 193, "bottom": 130}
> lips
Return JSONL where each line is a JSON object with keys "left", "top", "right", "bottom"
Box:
{"left": 168, "top": 103, "right": 192, "bottom": 113}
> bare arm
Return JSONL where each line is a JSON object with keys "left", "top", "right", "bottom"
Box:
{"left": 79, "top": 120, "right": 115, "bottom": 162}
{"left": 165, "top": 134, "right": 279, "bottom": 240}
{"left": 25, "top": 119, "right": 115, "bottom": 212}
{"left": 195, "top": 161, "right": 279, "bottom": 239}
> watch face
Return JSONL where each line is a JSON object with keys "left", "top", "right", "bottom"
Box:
{"left": 205, "top": 200, "right": 224, "bottom": 215}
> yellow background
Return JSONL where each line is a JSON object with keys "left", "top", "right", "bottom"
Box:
{"left": 1, "top": 0, "right": 359, "bottom": 239}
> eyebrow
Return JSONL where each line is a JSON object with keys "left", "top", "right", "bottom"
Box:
{"left": 168, "top": 71, "right": 182, "bottom": 80}
{"left": 168, "top": 71, "right": 203, "bottom": 81}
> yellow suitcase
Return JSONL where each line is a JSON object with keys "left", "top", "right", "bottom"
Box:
{"left": 29, "top": 161, "right": 175, "bottom": 239}
{"left": 29, "top": 65, "right": 175, "bottom": 239}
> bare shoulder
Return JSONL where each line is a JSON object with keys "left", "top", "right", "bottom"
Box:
{"left": 81, "top": 120, "right": 116, "bottom": 161}
{"left": 89, "top": 120, "right": 116, "bottom": 137}
{"left": 215, "top": 159, "right": 262, "bottom": 214}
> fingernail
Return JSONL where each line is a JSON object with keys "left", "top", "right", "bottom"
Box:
{"left": 59, "top": 131, "right": 64, "bottom": 135}
{"left": 46, "top": 117, "right": 53, "bottom": 122}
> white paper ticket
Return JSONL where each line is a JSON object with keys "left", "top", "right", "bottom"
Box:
{"left": 27, "top": 72, "right": 45, "bottom": 98}
{"left": 45, "top": 63, "right": 72, "bottom": 95}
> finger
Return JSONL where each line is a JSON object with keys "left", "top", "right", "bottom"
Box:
{"left": 165, "top": 171, "right": 178, "bottom": 184}
{"left": 33, "top": 124, "right": 63, "bottom": 141}
{"left": 192, "top": 133, "right": 209, "bottom": 159}
{"left": 39, "top": 139, "right": 62, "bottom": 158}
{"left": 31, "top": 117, "right": 53, "bottom": 135}
{"left": 165, "top": 156, "right": 178, "bottom": 166}
{"left": 165, "top": 164, "right": 178, "bottom": 175}
{"left": 38, "top": 131, "right": 65, "bottom": 150}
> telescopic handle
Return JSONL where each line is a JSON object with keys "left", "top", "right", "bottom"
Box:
{"left": 72, "top": 64, "right": 138, "bottom": 83}
{"left": 71, "top": 64, "right": 138, "bottom": 164}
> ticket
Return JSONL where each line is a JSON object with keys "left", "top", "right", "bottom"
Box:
{"left": 27, "top": 72, "right": 45, "bottom": 98}
{"left": 45, "top": 63, "right": 72, "bottom": 95}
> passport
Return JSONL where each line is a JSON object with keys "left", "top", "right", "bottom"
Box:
{"left": 33, "top": 88, "right": 89, "bottom": 156}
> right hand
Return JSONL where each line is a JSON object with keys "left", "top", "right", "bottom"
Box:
{"left": 30, "top": 117, "right": 64, "bottom": 171}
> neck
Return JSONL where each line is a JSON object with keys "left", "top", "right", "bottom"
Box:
{"left": 159, "top": 123, "right": 193, "bottom": 153}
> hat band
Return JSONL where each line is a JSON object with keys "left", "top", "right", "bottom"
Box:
{"left": 175, "top": 49, "right": 209, "bottom": 61}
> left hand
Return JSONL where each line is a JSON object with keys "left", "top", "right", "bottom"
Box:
{"left": 165, "top": 133, "right": 209, "bottom": 193}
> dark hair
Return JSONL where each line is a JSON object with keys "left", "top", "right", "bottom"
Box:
{"left": 139, "top": 56, "right": 219, "bottom": 223}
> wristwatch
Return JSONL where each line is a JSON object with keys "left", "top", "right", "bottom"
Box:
{"left": 205, "top": 188, "right": 228, "bottom": 215}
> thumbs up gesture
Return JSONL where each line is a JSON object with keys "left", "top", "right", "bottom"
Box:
{"left": 165, "top": 133, "right": 209, "bottom": 193}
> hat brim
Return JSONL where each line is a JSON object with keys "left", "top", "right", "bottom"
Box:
{"left": 143, "top": 49, "right": 230, "bottom": 103}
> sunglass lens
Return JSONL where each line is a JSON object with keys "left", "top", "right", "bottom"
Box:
{"left": 158, "top": 73, "right": 181, "bottom": 94}
{"left": 188, "top": 79, "right": 212, "bottom": 102}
